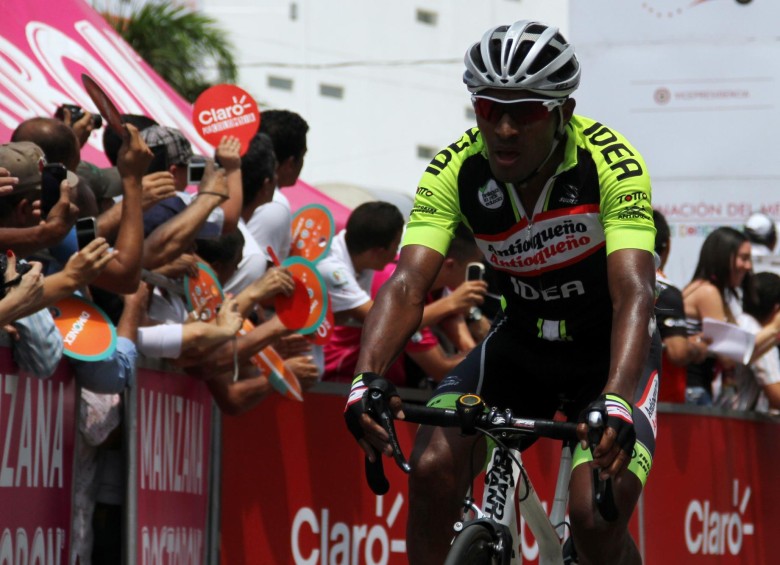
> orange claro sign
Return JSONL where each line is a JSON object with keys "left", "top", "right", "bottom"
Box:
{"left": 50, "top": 295, "right": 117, "bottom": 361}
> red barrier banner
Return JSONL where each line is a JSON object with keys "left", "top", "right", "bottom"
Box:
{"left": 643, "top": 413, "right": 780, "bottom": 564}
{"left": 136, "top": 369, "right": 212, "bottom": 565}
{"left": 221, "top": 393, "right": 779, "bottom": 565}
{"left": 221, "top": 394, "right": 633, "bottom": 564}
{"left": 0, "top": 349, "right": 75, "bottom": 563}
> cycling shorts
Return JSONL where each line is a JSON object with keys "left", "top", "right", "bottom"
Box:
{"left": 427, "top": 316, "right": 661, "bottom": 486}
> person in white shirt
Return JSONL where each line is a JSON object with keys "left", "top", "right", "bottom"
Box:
{"left": 224, "top": 132, "right": 277, "bottom": 294}
{"left": 317, "top": 202, "right": 404, "bottom": 325}
{"left": 245, "top": 110, "right": 309, "bottom": 263}
{"left": 312, "top": 202, "right": 404, "bottom": 374}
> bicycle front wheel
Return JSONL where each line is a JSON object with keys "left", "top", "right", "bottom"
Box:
{"left": 444, "top": 524, "right": 501, "bottom": 565}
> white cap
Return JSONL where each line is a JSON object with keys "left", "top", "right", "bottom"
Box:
{"left": 745, "top": 213, "right": 775, "bottom": 238}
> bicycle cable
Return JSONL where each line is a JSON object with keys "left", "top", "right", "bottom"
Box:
{"left": 476, "top": 426, "right": 532, "bottom": 503}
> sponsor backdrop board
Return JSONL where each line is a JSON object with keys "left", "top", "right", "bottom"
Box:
{"left": 221, "top": 392, "right": 778, "bottom": 564}
{"left": 0, "top": 350, "right": 75, "bottom": 564}
{"left": 570, "top": 0, "right": 780, "bottom": 286}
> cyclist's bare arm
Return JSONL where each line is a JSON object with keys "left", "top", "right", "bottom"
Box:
{"left": 353, "top": 244, "right": 445, "bottom": 456}
{"left": 579, "top": 247, "right": 655, "bottom": 476}
{"left": 357, "top": 244, "right": 445, "bottom": 375}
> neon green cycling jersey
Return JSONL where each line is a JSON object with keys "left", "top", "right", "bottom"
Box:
{"left": 403, "top": 115, "right": 656, "bottom": 343}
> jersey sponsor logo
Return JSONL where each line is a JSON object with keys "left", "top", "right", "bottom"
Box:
{"left": 425, "top": 128, "right": 480, "bottom": 176}
{"left": 662, "top": 318, "right": 688, "bottom": 328}
{"left": 478, "top": 211, "right": 605, "bottom": 275}
{"left": 636, "top": 370, "right": 659, "bottom": 436}
{"left": 582, "top": 121, "right": 645, "bottom": 182}
{"left": 558, "top": 183, "right": 580, "bottom": 204}
{"left": 478, "top": 180, "right": 504, "bottom": 209}
{"left": 510, "top": 278, "right": 585, "bottom": 302}
{"left": 415, "top": 187, "right": 434, "bottom": 198}
{"left": 617, "top": 205, "right": 651, "bottom": 221}
{"left": 412, "top": 205, "right": 437, "bottom": 215}
{"left": 617, "top": 191, "right": 648, "bottom": 204}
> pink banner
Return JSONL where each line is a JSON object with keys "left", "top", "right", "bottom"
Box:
{"left": 0, "top": 349, "right": 76, "bottom": 563}
{"left": 0, "top": 0, "right": 212, "bottom": 163}
{"left": 136, "top": 369, "right": 212, "bottom": 565}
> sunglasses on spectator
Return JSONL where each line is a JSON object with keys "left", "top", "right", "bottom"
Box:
{"left": 471, "top": 95, "right": 565, "bottom": 124}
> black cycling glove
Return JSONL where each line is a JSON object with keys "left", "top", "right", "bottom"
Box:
{"left": 344, "top": 372, "right": 397, "bottom": 442}
{"left": 581, "top": 392, "right": 636, "bottom": 454}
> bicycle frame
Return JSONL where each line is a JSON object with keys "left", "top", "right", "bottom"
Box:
{"left": 456, "top": 442, "right": 574, "bottom": 565}
{"left": 360, "top": 388, "right": 616, "bottom": 564}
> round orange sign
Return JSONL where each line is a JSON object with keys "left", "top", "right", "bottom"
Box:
{"left": 290, "top": 204, "right": 335, "bottom": 263}
{"left": 50, "top": 295, "right": 117, "bottom": 361}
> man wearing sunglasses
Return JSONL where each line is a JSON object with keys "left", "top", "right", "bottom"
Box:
{"left": 346, "top": 20, "right": 659, "bottom": 564}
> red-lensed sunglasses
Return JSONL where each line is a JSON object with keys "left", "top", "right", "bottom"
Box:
{"left": 471, "top": 95, "right": 564, "bottom": 124}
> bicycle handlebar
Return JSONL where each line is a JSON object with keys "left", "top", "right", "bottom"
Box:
{"left": 363, "top": 384, "right": 619, "bottom": 522}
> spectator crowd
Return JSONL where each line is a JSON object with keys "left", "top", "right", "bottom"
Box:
{"left": 1, "top": 102, "right": 779, "bottom": 563}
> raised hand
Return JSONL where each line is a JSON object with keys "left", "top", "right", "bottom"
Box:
{"left": 117, "top": 123, "right": 153, "bottom": 183}
{"left": 274, "top": 333, "right": 313, "bottom": 359}
{"left": 0, "top": 167, "right": 18, "bottom": 196}
{"left": 216, "top": 293, "right": 244, "bottom": 336}
{"left": 250, "top": 267, "right": 295, "bottom": 302}
{"left": 141, "top": 171, "right": 177, "bottom": 210}
{"left": 153, "top": 253, "right": 199, "bottom": 280}
{"left": 215, "top": 135, "right": 242, "bottom": 171}
{"left": 61, "top": 237, "right": 117, "bottom": 287}
{"left": 61, "top": 106, "right": 95, "bottom": 148}
{"left": 284, "top": 355, "right": 319, "bottom": 390}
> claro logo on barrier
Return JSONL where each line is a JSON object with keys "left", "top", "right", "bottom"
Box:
{"left": 291, "top": 494, "right": 406, "bottom": 565}
{"left": 685, "top": 479, "right": 754, "bottom": 556}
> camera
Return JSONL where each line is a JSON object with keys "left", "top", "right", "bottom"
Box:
{"left": 54, "top": 104, "right": 103, "bottom": 129}
{"left": 187, "top": 156, "right": 207, "bottom": 185}
{"left": 0, "top": 255, "right": 33, "bottom": 300}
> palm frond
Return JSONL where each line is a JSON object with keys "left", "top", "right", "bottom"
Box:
{"left": 102, "top": 1, "right": 237, "bottom": 102}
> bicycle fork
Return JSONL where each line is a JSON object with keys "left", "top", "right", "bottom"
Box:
{"left": 457, "top": 445, "right": 572, "bottom": 565}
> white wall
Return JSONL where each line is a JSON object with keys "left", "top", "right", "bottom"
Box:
{"left": 570, "top": 0, "right": 780, "bottom": 285}
{"left": 201, "top": 0, "right": 568, "bottom": 197}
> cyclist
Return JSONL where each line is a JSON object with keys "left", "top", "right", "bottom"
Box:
{"left": 345, "top": 20, "right": 660, "bottom": 564}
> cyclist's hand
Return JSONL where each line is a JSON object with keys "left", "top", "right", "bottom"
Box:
{"left": 344, "top": 372, "right": 404, "bottom": 462}
{"left": 577, "top": 393, "right": 635, "bottom": 479}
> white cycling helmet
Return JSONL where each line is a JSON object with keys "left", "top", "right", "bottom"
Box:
{"left": 463, "top": 20, "right": 581, "bottom": 98}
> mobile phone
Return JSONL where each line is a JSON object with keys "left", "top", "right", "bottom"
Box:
{"left": 466, "top": 261, "right": 485, "bottom": 282}
{"left": 146, "top": 144, "right": 169, "bottom": 174}
{"left": 41, "top": 163, "right": 68, "bottom": 219}
{"left": 76, "top": 217, "right": 97, "bottom": 250}
{"left": 187, "top": 156, "right": 207, "bottom": 185}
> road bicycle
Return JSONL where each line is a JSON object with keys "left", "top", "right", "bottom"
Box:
{"left": 362, "top": 383, "right": 617, "bottom": 565}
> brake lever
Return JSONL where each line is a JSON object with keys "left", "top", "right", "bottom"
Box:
{"left": 368, "top": 387, "right": 412, "bottom": 474}
{"left": 587, "top": 409, "right": 618, "bottom": 522}
{"left": 367, "top": 388, "right": 411, "bottom": 473}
